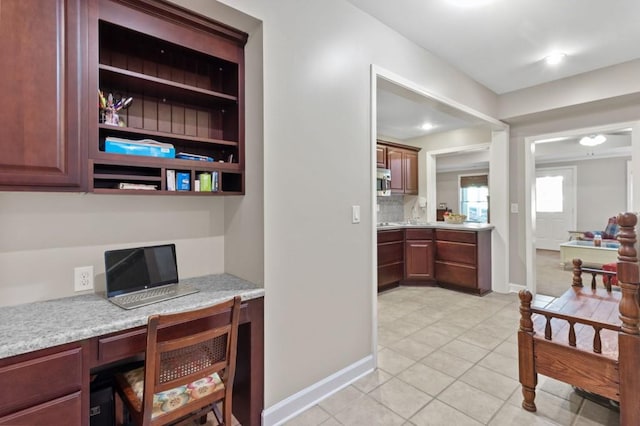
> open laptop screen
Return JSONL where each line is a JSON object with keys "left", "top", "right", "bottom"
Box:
{"left": 105, "top": 244, "right": 178, "bottom": 297}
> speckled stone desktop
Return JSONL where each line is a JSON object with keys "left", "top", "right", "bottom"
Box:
{"left": 0, "top": 273, "right": 264, "bottom": 359}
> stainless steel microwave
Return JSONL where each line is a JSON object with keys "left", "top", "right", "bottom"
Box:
{"left": 377, "top": 168, "right": 391, "bottom": 196}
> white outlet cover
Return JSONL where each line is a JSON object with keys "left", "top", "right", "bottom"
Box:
{"left": 74, "top": 266, "right": 94, "bottom": 292}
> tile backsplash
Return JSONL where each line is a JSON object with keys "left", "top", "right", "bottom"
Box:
{"left": 376, "top": 195, "right": 404, "bottom": 223}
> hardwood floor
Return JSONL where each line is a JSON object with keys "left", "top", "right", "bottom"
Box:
{"left": 536, "top": 249, "right": 574, "bottom": 297}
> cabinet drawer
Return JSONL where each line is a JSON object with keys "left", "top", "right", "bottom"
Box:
{"left": 0, "top": 392, "right": 81, "bottom": 425}
{"left": 405, "top": 228, "right": 432, "bottom": 240}
{"left": 378, "top": 263, "right": 404, "bottom": 287}
{"left": 97, "top": 327, "right": 146, "bottom": 365}
{"left": 436, "top": 229, "right": 476, "bottom": 244}
{"left": 378, "top": 241, "right": 404, "bottom": 265}
{"left": 377, "top": 230, "right": 404, "bottom": 244}
{"left": 0, "top": 346, "right": 82, "bottom": 416}
{"left": 435, "top": 261, "right": 477, "bottom": 288}
{"left": 435, "top": 241, "right": 476, "bottom": 264}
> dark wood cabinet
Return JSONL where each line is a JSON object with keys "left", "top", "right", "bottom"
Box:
{"left": 88, "top": 0, "right": 247, "bottom": 195}
{"left": 435, "top": 229, "right": 492, "bottom": 295}
{"left": 384, "top": 144, "right": 420, "bottom": 195}
{"left": 404, "top": 229, "right": 434, "bottom": 282}
{"left": 376, "top": 144, "right": 387, "bottom": 168}
{"left": 378, "top": 226, "right": 492, "bottom": 294}
{"left": 377, "top": 229, "right": 404, "bottom": 291}
{"left": 0, "top": 343, "right": 86, "bottom": 425}
{"left": 0, "top": 0, "right": 87, "bottom": 190}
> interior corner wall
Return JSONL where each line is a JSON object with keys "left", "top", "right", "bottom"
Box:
{"left": 192, "top": 0, "right": 500, "bottom": 412}
{"left": 223, "top": 23, "right": 265, "bottom": 286}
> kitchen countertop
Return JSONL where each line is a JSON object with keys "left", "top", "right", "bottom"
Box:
{"left": 377, "top": 221, "right": 494, "bottom": 231}
{"left": 0, "top": 273, "right": 264, "bottom": 360}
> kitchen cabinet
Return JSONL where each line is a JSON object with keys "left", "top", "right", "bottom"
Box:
{"left": 0, "top": 343, "right": 86, "bottom": 425}
{"left": 0, "top": 0, "right": 87, "bottom": 190}
{"left": 376, "top": 144, "right": 387, "bottom": 168}
{"left": 387, "top": 145, "right": 419, "bottom": 195}
{"left": 404, "top": 229, "right": 434, "bottom": 282}
{"left": 434, "top": 229, "right": 492, "bottom": 295}
{"left": 377, "top": 229, "right": 404, "bottom": 291}
{"left": 88, "top": 0, "right": 247, "bottom": 195}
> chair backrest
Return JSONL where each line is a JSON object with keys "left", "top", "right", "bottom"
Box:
{"left": 142, "top": 296, "right": 241, "bottom": 424}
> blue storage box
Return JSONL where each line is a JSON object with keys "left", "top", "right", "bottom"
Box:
{"left": 176, "top": 172, "right": 190, "bottom": 191}
{"left": 104, "top": 137, "right": 175, "bottom": 158}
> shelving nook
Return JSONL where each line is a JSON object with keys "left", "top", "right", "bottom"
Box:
{"left": 89, "top": 0, "right": 248, "bottom": 195}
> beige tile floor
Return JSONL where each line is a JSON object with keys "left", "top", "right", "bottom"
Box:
{"left": 283, "top": 286, "right": 620, "bottom": 426}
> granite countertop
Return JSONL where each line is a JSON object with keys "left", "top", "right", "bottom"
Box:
{"left": 0, "top": 274, "right": 264, "bottom": 360}
{"left": 377, "top": 221, "right": 494, "bottom": 231}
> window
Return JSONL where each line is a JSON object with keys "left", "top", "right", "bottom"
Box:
{"left": 536, "top": 175, "right": 563, "bottom": 213}
{"left": 459, "top": 174, "right": 488, "bottom": 223}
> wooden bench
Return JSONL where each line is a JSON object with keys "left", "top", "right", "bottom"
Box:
{"left": 518, "top": 212, "right": 640, "bottom": 425}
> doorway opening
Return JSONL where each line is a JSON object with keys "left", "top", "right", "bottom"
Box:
{"left": 370, "top": 65, "right": 510, "bottom": 362}
{"left": 524, "top": 122, "right": 635, "bottom": 297}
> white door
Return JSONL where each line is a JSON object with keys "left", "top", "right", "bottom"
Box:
{"left": 535, "top": 167, "right": 577, "bottom": 251}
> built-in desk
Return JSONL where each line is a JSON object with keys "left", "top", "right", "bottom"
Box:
{"left": 0, "top": 274, "right": 264, "bottom": 426}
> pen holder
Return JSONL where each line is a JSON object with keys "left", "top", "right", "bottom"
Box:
{"left": 101, "top": 107, "right": 120, "bottom": 126}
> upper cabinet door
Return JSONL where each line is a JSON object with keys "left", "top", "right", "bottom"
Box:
{"left": 404, "top": 150, "right": 418, "bottom": 195}
{"left": 387, "top": 148, "right": 404, "bottom": 193}
{"left": 376, "top": 145, "right": 387, "bottom": 169}
{"left": 0, "top": 0, "right": 86, "bottom": 190}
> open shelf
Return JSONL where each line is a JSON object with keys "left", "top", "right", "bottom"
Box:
{"left": 99, "top": 65, "right": 237, "bottom": 107}
{"left": 90, "top": 2, "right": 246, "bottom": 196}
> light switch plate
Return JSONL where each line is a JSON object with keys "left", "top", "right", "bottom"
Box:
{"left": 511, "top": 203, "right": 519, "bottom": 213}
{"left": 352, "top": 205, "right": 361, "bottom": 223}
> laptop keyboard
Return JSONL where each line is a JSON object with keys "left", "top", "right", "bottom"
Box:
{"left": 111, "top": 284, "right": 199, "bottom": 309}
{"left": 117, "top": 286, "right": 177, "bottom": 304}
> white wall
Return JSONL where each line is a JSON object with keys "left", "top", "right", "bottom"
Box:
{"left": 0, "top": 193, "right": 227, "bottom": 306}
{"left": 171, "top": 0, "right": 500, "bottom": 418}
{"left": 537, "top": 157, "right": 630, "bottom": 231}
{"left": 436, "top": 168, "right": 490, "bottom": 214}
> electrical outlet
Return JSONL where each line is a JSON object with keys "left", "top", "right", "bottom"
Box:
{"left": 74, "top": 266, "right": 94, "bottom": 292}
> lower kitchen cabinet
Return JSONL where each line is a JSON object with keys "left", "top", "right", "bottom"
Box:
{"left": 377, "top": 229, "right": 404, "bottom": 291}
{"left": 377, "top": 227, "right": 492, "bottom": 295}
{"left": 435, "top": 228, "right": 492, "bottom": 295}
{"left": 0, "top": 343, "right": 87, "bottom": 425}
{"left": 404, "top": 229, "right": 434, "bottom": 282}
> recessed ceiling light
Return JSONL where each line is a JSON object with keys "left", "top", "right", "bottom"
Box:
{"left": 544, "top": 52, "right": 566, "bottom": 65}
{"left": 579, "top": 134, "right": 607, "bottom": 147}
{"left": 421, "top": 122, "right": 434, "bottom": 130}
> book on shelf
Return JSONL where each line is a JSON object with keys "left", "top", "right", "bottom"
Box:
{"left": 212, "top": 171, "right": 219, "bottom": 192}
{"left": 118, "top": 183, "right": 157, "bottom": 190}
{"left": 166, "top": 170, "right": 176, "bottom": 191}
{"left": 176, "top": 152, "right": 214, "bottom": 162}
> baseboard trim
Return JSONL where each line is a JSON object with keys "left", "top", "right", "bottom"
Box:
{"left": 509, "top": 283, "right": 526, "bottom": 293}
{"left": 261, "top": 354, "right": 375, "bottom": 426}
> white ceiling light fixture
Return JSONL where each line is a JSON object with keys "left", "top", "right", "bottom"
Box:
{"left": 420, "top": 122, "right": 434, "bottom": 131}
{"left": 579, "top": 134, "right": 607, "bottom": 147}
{"left": 544, "top": 52, "right": 566, "bottom": 65}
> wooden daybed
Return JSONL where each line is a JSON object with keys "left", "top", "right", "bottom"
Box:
{"left": 518, "top": 212, "right": 640, "bottom": 425}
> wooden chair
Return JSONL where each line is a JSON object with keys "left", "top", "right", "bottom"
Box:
{"left": 114, "top": 296, "right": 241, "bottom": 426}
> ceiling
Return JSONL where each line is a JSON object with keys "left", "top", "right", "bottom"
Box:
{"left": 349, "top": 0, "right": 640, "bottom": 95}
{"left": 365, "top": 0, "right": 638, "bottom": 166}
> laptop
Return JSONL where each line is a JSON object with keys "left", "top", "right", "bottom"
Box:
{"left": 105, "top": 243, "right": 199, "bottom": 309}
